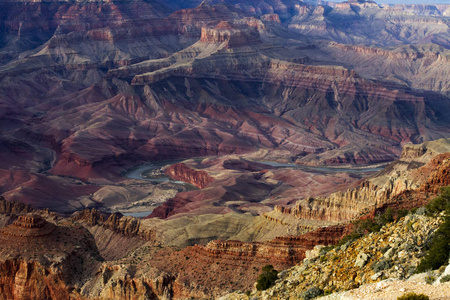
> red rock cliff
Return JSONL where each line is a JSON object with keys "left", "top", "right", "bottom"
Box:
{"left": 164, "top": 163, "right": 213, "bottom": 189}
{"left": 192, "top": 224, "right": 349, "bottom": 267}
{"left": 73, "top": 208, "right": 156, "bottom": 241}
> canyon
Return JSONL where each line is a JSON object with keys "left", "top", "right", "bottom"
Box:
{"left": 0, "top": 0, "right": 450, "bottom": 298}
{"left": 0, "top": 138, "right": 448, "bottom": 299}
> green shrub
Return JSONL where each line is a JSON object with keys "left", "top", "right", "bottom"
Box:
{"left": 337, "top": 232, "right": 363, "bottom": 246}
{"left": 377, "top": 207, "right": 394, "bottom": 227}
{"left": 319, "top": 245, "right": 335, "bottom": 254}
{"left": 302, "top": 286, "right": 322, "bottom": 300}
{"left": 396, "top": 209, "right": 409, "bottom": 220}
{"left": 426, "top": 186, "right": 450, "bottom": 215}
{"left": 397, "top": 292, "right": 429, "bottom": 300}
{"left": 256, "top": 265, "right": 278, "bottom": 291}
{"left": 425, "top": 275, "right": 435, "bottom": 284}
{"left": 416, "top": 189, "right": 450, "bottom": 273}
{"left": 441, "top": 274, "right": 450, "bottom": 283}
{"left": 372, "top": 259, "right": 392, "bottom": 273}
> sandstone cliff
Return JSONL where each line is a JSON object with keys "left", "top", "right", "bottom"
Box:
{"left": 72, "top": 208, "right": 159, "bottom": 260}
{"left": 275, "top": 139, "right": 450, "bottom": 223}
{"left": 164, "top": 163, "right": 213, "bottom": 189}
{"left": 73, "top": 208, "right": 156, "bottom": 241}
{"left": 192, "top": 224, "right": 349, "bottom": 267}
{"left": 0, "top": 214, "right": 102, "bottom": 300}
{"left": 224, "top": 214, "right": 447, "bottom": 299}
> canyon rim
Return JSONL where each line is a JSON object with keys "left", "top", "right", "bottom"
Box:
{"left": 1, "top": 0, "right": 450, "bottom": 299}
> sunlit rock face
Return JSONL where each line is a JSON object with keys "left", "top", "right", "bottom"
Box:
{"left": 1, "top": 1, "right": 450, "bottom": 213}
{"left": 0, "top": 2, "right": 449, "bottom": 298}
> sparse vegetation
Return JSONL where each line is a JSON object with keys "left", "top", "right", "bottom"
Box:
{"left": 337, "top": 208, "right": 406, "bottom": 247}
{"left": 416, "top": 187, "right": 450, "bottom": 273}
{"left": 425, "top": 274, "right": 435, "bottom": 284}
{"left": 372, "top": 259, "right": 393, "bottom": 273}
{"left": 301, "top": 286, "right": 323, "bottom": 300}
{"left": 425, "top": 187, "right": 450, "bottom": 215}
{"left": 256, "top": 265, "right": 278, "bottom": 291}
{"left": 397, "top": 292, "right": 430, "bottom": 300}
{"left": 440, "top": 274, "right": 450, "bottom": 283}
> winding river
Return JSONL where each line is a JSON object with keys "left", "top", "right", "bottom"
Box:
{"left": 256, "top": 161, "right": 387, "bottom": 174}
{"left": 122, "top": 158, "right": 386, "bottom": 218}
{"left": 125, "top": 158, "right": 386, "bottom": 182}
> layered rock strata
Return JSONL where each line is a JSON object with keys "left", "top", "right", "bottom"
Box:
{"left": 192, "top": 225, "right": 349, "bottom": 267}
{"left": 0, "top": 214, "right": 102, "bottom": 300}
{"left": 164, "top": 163, "right": 213, "bottom": 189}
{"left": 73, "top": 208, "right": 157, "bottom": 241}
{"left": 275, "top": 139, "right": 450, "bottom": 222}
{"left": 224, "top": 214, "right": 444, "bottom": 299}
{"left": 1, "top": 214, "right": 55, "bottom": 237}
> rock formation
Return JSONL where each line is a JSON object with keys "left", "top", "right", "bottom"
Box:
{"left": 193, "top": 224, "right": 350, "bottom": 266}
{"left": 1, "top": 214, "right": 55, "bottom": 237}
{"left": 1, "top": 0, "right": 450, "bottom": 211}
{"left": 224, "top": 214, "right": 446, "bottom": 299}
{"left": 0, "top": 0, "right": 450, "bottom": 298}
{"left": 73, "top": 208, "right": 157, "bottom": 241}
{"left": 275, "top": 139, "right": 450, "bottom": 222}
{"left": 164, "top": 163, "right": 213, "bottom": 189}
{"left": 0, "top": 213, "right": 103, "bottom": 300}
{"left": 0, "top": 196, "right": 32, "bottom": 215}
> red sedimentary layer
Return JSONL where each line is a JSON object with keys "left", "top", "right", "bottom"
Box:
{"left": 191, "top": 225, "right": 350, "bottom": 266}
{"left": 72, "top": 209, "right": 156, "bottom": 241}
{"left": 164, "top": 163, "right": 213, "bottom": 189}
{"left": 373, "top": 153, "right": 450, "bottom": 214}
{"left": 0, "top": 197, "right": 32, "bottom": 215}
{"left": 0, "top": 260, "right": 74, "bottom": 300}
{"left": 148, "top": 193, "right": 192, "bottom": 219}
{"left": 275, "top": 151, "right": 450, "bottom": 223}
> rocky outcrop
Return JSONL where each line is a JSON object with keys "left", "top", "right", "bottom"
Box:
{"left": 73, "top": 208, "right": 156, "bottom": 241}
{"left": 148, "top": 194, "right": 191, "bottom": 219}
{"left": 225, "top": 214, "right": 443, "bottom": 299}
{"left": 84, "top": 264, "right": 179, "bottom": 300}
{"left": 200, "top": 21, "right": 261, "bottom": 48}
{"left": 421, "top": 153, "right": 450, "bottom": 192}
{"left": 0, "top": 260, "right": 75, "bottom": 300}
{"left": 276, "top": 139, "right": 450, "bottom": 223}
{"left": 192, "top": 225, "right": 349, "bottom": 267}
{"left": 0, "top": 214, "right": 103, "bottom": 300}
{"left": 1, "top": 215, "right": 55, "bottom": 237}
{"left": 0, "top": 197, "right": 32, "bottom": 215}
{"left": 164, "top": 163, "right": 213, "bottom": 189}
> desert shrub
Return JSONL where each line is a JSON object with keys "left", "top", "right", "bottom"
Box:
{"left": 416, "top": 219, "right": 450, "bottom": 272}
{"left": 425, "top": 274, "right": 435, "bottom": 284}
{"left": 377, "top": 207, "right": 394, "bottom": 227}
{"left": 440, "top": 274, "right": 450, "bottom": 283}
{"left": 302, "top": 286, "right": 322, "bottom": 300}
{"left": 396, "top": 209, "right": 409, "bottom": 220}
{"left": 337, "top": 232, "right": 363, "bottom": 246}
{"left": 417, "top": 187, "right": 450, "bottom": 273}
{"left": 352, "top": 208, "right": 398, "bottom": 236}
{"left": 426, "top": 186, "right": 450, "bottom": 215}
{"left": 256, "top": 265, "right": 278, "bottom": 291}
{"left": 372, "top": 259, "right": 393, "bottom": 273}
{"left": 319, "top": 245, "right": 335, "bottom": 254}
{"left": 397, "top": 292, "right": 429, "bottom": 300}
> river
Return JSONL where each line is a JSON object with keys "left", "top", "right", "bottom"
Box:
{"left": 256, "top": 161, "right": 387, "bottom": 174}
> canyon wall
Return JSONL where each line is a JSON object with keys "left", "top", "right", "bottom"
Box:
{"left": 191, "top": 224, "right": 350, "bottom": 268}
{"left": 164, "top": 163, "right": 213, "bottom": 189}
{"left": 275, "top": 139, "right": 450, "bottom": 223}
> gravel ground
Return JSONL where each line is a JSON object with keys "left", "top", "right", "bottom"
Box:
{"left": 319, "top": 278, "right": 450, "bottom": 300}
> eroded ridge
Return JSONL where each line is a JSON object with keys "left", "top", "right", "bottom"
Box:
{"left": 0, "top": 215, "right": 55, "bottom": 237}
